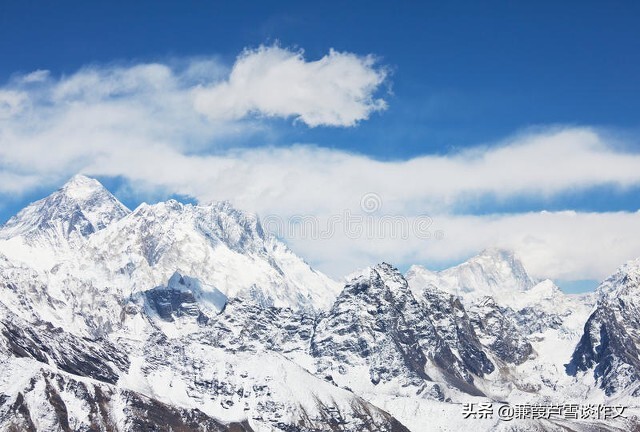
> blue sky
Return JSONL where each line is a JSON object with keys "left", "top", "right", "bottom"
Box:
{"left": 3, "top": 0, "right": 640, "bottom": 157}
{"left": 1, "top": 1, "right": 640, "bottom": 290}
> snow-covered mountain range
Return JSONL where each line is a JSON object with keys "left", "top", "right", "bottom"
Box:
{"left": 0, "top": 175, "right": 639, "bottom": 431}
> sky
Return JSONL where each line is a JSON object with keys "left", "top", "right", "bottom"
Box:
{"left": 1, "top": 1, "right": 640, "bottom": 291}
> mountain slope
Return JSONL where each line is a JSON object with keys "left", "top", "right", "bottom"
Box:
{"left": 0, "top": 175, "right": 129, "bottom": 249}
{"left": 567, "top": 257, "right": 640, "bottom": 397}
{"left": 1, "top": 175, "right": 639, "bottom": 431}
{"left": 406, "top": 249, "right": 595, "bottom": 406}
{"left": 311, "top": 264, "right": 492, "bottom": 401}
{"left": 83, "top": 198, "right": 340, "bottom": 310}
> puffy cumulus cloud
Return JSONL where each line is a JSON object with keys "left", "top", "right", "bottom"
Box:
{"left": 0, "top": 45, "right": 388, "bottom": 192}
{"left": 192, "top": 46, "right": 388, "bottom": 127}
{"left": 0, "top": 63, "right": 233, "bottom": 193}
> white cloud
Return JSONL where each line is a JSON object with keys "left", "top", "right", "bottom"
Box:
{"left": 0, "top": 45, "right": 388, "bottom": 192}
{"left": 77, "top": 128, "right": 640, "bottom": 217}
{"left": 0, "top": 90, "right": 28, "bottom": 119}
{"left": 76, "top": 132, "right": 640, "bottom": 281}
{"left": 18, "top": 69, "right": 50, "bottom": 84}
{"left": 0, "top": 172, "right": 42, "bottom": 194}
{"left": 192, "top": 46, "right": 388, "bottom": 127}
{"left": 51, "top": 63, "right": 177, "bottom": 102}
{"left": 281, "top": 210, "right": 640, "bottom": 282}
{"left": 2, "top": 49, "right": 640, "bottom": 282}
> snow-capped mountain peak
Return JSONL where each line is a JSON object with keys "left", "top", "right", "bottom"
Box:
{"left": 595, "top": 256, "right": 640, "bottom": 300}
{"left": 452, "top": 247, "right": 536, "bottom": 292}
{"left": 0, "top": 175, "right": 130, "bottom": 267}
{"left": 407, "top": 248, "right": 536, "bottom": 305}
{"left": 82, "top": 194, "right": 340, "bottom": 310}
{"left": 0, "top": 175, "right": 130, "bottom": 242}
{"left": 61, "top": 173, "right": 109, "bottom": 199}
{"left": 141, "top": 271, "right": 228, "bottom": 329}
{"left": 128, "top": 198, "right": 267, "bottom": 255}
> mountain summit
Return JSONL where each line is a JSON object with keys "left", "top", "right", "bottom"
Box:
{"left": 0, "top": 175, "right": 340, "bottom": 311}
{"left": 406, "top": 248, "right": 536, "bottom": 305}
{"left": 85, "top": 197, "right": 340, "bottom": 309}
{"left": 0, "top": 174, "right": 130, "bottom": 248}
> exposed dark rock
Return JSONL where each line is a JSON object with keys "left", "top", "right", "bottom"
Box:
{"left": 419, "top": 285, "right": 495, "bottom": 376}
{"left": 567, "top": 264, "right": 640, "bottom": 395}
{"left": 567, "top": 306, "right": 640, "bottom": 395}
{"left": 1, "top": 318, "right": 129, "bottom": 385}
{"left": 469, "top": 297, "right": 533, "bottom": 365}
{"left": 145, "top": 287, "right": 208, "bottom": 323}
{"left": 311, "top": 264, "right": 487, "bottom": 396}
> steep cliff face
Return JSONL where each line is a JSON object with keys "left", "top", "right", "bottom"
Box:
{"left": 0, "top": 272, "right": 410, "bottom": 432}
{"left": 310, "top": 264, "right": 491, "bottom": 399}
{"left": 406, "top": 249, "right": 596, "bottom": 407}
{"left": 468, "top": 297, "right": 533, "bottom": 366}
{"left": 567, "top": 258, "right": 640, "bottom": 396}
{"left": 414, "top": 284, "right": 495, "bottom": 378}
